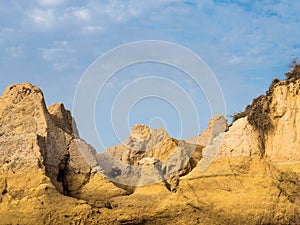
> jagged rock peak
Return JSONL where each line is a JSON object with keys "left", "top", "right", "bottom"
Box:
{"left": 47, "top": 103, "right": 79, "bottom": 137}
{"left": 185, "top": 114, "right": 228, "bottom": 146}
{"left": 107, "top": 124, "right": 175, "bottom": 165}
{"left": 103, "top": 123, "right": 203, "bottom": 190}
{"left": 1, "top": 82, "right": 44, "bottom": 104}
{"left": 0, "top": 83, "right": 49, "bottom": 138}
{"left": 131, "top": 124, "right": 151, "bottom": 140}
{"left": 130, "top": 124, "right": 168, "bottom": 140}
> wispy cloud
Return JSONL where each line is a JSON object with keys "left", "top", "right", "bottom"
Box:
{"left": 39, "top": 41, "right": 76, "bottom": 71}
{"left": 83, "top": 25, "right": 105, "bottom": 33}
{"left": 27, "top": 8, "right": 58, "bottom": 29}
{"left": 69, "top": 7, "right": 91, "bottom": 22}
{"left": 37, "top": 0, "right": 67, "bottom": 7}
{"left": 3, "top": 0, "right": 300, "bottom": 83}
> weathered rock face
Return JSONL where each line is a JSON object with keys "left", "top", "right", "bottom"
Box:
{"left": 0, "top": 72, "right": 300, "bottom": 225}
{"left": 175, "top": 76, "right": 300, "bottom": 225}
{"left": 0, "top": 84, "right": 49, "bottom": 179}
{"left": 0, "top": 83, "right": 126, "bottom": 206}
{"left": 265, "top": 78, "right": 300, "bottom": 162}
{"left": 100, "top": 124, "right": 203, "bottom": 191}
{"left": 107, "top": 124, "right": 178, "bottom": 164}
{"left": 47, "top": 103, "right": 79, "bottom": 137}
{"left": 186, "top": 115, "right": 229, "bottom": 146}
{"left": 0, "top": 84, "right": 94, "bottom": 224}
{"left": 218, "top": 117, "right": 260, "bottom": 157}
{"left": 213, "top": 76, "right": 300, "bottom": 164}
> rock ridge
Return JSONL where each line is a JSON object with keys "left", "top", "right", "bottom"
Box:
{"left": 0, "top": 69, "right": 300, "bottom": 224}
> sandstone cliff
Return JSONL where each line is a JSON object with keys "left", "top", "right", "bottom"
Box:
{"left": 0, "top": 68, "right": 299, "bottom": 224}
{"left": 0, "top": 83, "right": 127, "bottom": 224}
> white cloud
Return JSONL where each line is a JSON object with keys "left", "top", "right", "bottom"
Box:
{"left": 99, "top": 1, "right": 137, "bottom": 23}
{"left": 8, "top": 0, "right": 300, "bottom": 67}
{"left": 89, "top": 0, "right": 182, "bottom": 23}
{"left": 28, "top": 9, "right": 56, "bottom": 29}
{"left": 83, "top": 25, "right": 105, "bottom": 33}
{"left": 71, "top": 7, "right": 91, "bottom": 22}
{"left": 26, "top": 6, "right": 95, "bottom": 32}
{"left": 38, "top": 0, "right": 67, "bottom": 7}
{"left": 24, "top": 1, "right": 186, "bottom": 35}
{"left": 39, "top": 41, "right": 76, "bottom": 71}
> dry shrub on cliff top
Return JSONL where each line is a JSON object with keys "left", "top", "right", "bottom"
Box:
{"left": 285, "top": 58, "right": 300, "bottom": 80}
{"left": 247, "top": 95, "right": 272, "bottom": 132}
{"left": 232, "top": 95, "right": 273, "bottom": 132}
{"left": 234, "top": 63, "right": 300, "bottom": 155}
{"left": 232, "top": 95, "right": 273, "bottom": 156}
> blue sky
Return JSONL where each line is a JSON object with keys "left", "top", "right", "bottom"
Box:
{"left": 1, "top": 0, "right": 300, "bottom": 152}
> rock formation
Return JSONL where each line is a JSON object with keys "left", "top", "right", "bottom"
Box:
{"left": 0, "top": 83, "right": 127, "bottom": 224}
{"left": 100, "top": 124, "right": 203, "bottom": 191}
{"left": 0, "top": 67, "right": 299, "bottom": 224}
{"left": 185, "top": 114, "right": 229, "bottom": 146}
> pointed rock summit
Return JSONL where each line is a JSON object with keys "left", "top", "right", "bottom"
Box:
{"left": 107, "top": 124, "right": 176, "bottom": 164}
{"left": 130, "top": 124, "right": 152, "bottom": 140}
{"left": 185, "top": 115, "right": 228, "bottom": 146}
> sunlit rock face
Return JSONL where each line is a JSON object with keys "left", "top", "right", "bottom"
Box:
{"left": 0, "top": 83, "right": 127, "bottom": 211}
{"left": 0, "top": 75, "right": 300, "bottom": 224}
{"left": 100, "top": 124, "right": 203, "bottom": 191}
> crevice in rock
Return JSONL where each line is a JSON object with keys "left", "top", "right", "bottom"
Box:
{"left": 37, "top": 135, "right": 47, "bottom": 165}
{"left": 183, "top": 173, "right": 240, "bottom": 181}
{"left": 1, "top": 179, "right": 8, "bottom": 195}
{"left": 57, "top": 153, "right": 70, "bottom": 196}
{"left": 164, "top": 145, "right": 203, "bottom": 193}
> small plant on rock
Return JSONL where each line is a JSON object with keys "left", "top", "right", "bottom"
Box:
{"left": 285, "top": 58, "right": 300, "bottom": 79}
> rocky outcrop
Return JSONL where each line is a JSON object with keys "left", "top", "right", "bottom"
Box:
{"left": 99, "top": 124, "right": 203, "bottom": 191}
{"left": 185, "top": 115, "right": 228, "bottom": 146}
{"left": 106, "top": 124, "right": 178, "bottom": 164}
{"left": 0, "top": 69, "right": 300, "bottom": 224}
{"left": 0, "top": 83, "right": 127, "bottom": 207}
{"left": 0, "top": 84, "right": 92, "bottom": 224}
{"left": 214, "top": 75, "right": 300, "bottom": 164}
{"left": 217, "top": 117, "right": 260, "bottom": 157}
{"left": 265, "top": 77, "right": 300, "bottom": 162}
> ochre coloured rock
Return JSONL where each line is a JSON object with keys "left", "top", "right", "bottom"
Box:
{"left": 265, "top": 78, "right": 300, "bottom": 162}
{"left": 185, "top": 115, "right": 228, "bottom": 146}
{"left": 0, "top": 74, "right": 300, "bottom": 225}
{"left": 0, "top": 83, "right": 127, "bottom": 224}
{"left": 104, "top": 124, "right": 203, "bottom": 190}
